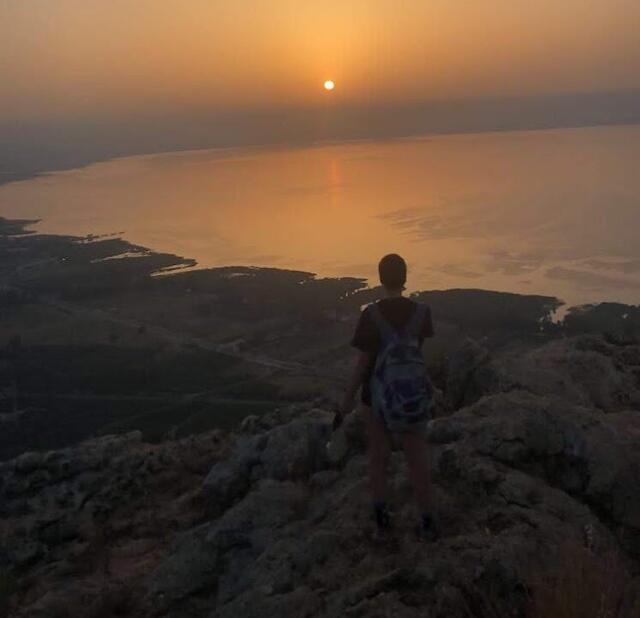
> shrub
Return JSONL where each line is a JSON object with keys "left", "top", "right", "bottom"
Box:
{"left": 463, "top": 540, "right": 640, "bottom": 618}
{"left": 526, "top": 541, "right": 639, "bottom": 618}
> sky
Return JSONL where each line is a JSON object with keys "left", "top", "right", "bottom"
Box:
{"left": 2, "top": 0, "right": 640, "bottom": 178}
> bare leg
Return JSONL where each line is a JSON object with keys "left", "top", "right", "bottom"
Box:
{"left": 400, "top": 431, "right": 432, "bottom": 514}
{"left": 362, "top": 405, "right": 392, "bottom": 503}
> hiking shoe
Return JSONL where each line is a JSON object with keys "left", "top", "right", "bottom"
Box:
{"left": 374, "top": 503, "right": 391, "bottom": 530}
{"left": 416, "top": 514, "right": 440, "bottom": 543}
{"left": 371, "top": 503, "right": 393, "bottom": 544}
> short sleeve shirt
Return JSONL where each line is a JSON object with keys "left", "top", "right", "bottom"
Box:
{"left": 351, "top": 297, "right": 434, "bottom": 402}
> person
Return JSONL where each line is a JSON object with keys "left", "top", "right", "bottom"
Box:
{"left": 338, "top": 253, "right": 437, "bottom": 541}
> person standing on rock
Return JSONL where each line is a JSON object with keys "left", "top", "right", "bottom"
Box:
{"left": 338, "top": 253, "right": 438, "bottom": 541}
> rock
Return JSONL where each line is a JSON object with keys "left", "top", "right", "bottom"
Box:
{"left": 207, "top": 480, "right": 309, "bottom": 541}
{"left": 260, "top": 412, "right": 332, "bottom": 480}
{"left": 342, "top": 568, "right": 413, "bottom": 607}
{"left": 446, "top": 339, "right": 501, "bottom": 409}
{"left": 0, "top": 428, "right": 228, "bottom": 617}
{"left": 202, "top": 411, "right": 332, "bottom": 514}
{"left": 494, "top": 336, "right": 640, "bottom": 413}
{"left": 202, "top": 459, "right": 252, "bottom": 516}
{"left": 148, "top": 479, "right": 310, "bottom": 612}
{"left": 327, "top": 410, "right": 365, "bottom": 466}
{"left": 309, "top": 470, "right": 339, "bottom": 490}
{"left": 437, "top": 389, "right": 640, "bottom": 560}
{"left": 147, "top": 526, "right": 217, "bottom": 611}
{"left": 14, "top": 451, "right": 43, "bottom": 475}
{"left": 326, "top": 429, "right": 349, "bottom": 466}
{"left": 432, "top": 584, "right": 468, "bottom": 618}
{"left": 6, "top": 337, "right": 640, "bottom": 618}
{"left": 445, "top": 335, "right": 640, "bottom": 415}
{"left": 246, "top": 537, "right": 310, "bottom": 595}
{"left": 39, "top": 517, "right": 80, "bottom": 547}
{"left": 306, "top": 530, "right": 341, "bottom": 565}
{"left": 9, "top": 540, "right": 45, "bottom": 569}
{"left": 214, "top": 585, "right": 322, "bottom": 618}
{"left": 202, "top": 434, "right": 265, "bottom": 514}
{"left": 427, "top": 418, "right": 464, "bottom": 444}
{"left": 209, "top": 527, "right": 252, "bottom": 552}
{"left": 239, "top": 414, "right": 261, "bottom": 433}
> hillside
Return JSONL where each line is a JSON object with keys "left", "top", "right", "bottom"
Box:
{"left": 2, "top": 334, "right": 640, "bottom": 617}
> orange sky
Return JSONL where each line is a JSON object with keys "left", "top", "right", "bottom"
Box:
{"left": 2, "top": 0, "right": 640, "bottom": 122}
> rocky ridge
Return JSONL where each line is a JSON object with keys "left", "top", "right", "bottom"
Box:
{"left": 2, "top": 335, "right": 640, "bottom": 617}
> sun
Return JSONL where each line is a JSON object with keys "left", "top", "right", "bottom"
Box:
{"left": 323, "top": 80, "right": 335, "bottom": 91}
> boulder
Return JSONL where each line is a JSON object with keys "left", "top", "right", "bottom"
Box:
{"left": 14, "top": 451, "right": 44, "bottom": 475}
{"left": 432, "top": 390, "right": 640, "bottom": 559}
{"left": 147, "top": 479, "right": 309, "bottom": 612}
{"left": 446, "top": 339, "right": 502, "bottom": 409}
{"left": 202, "top": 411, "right": 333, "bottom": 513}
{"left": 445, "top": 335, "right": 640, "bottom": 414}
{"left": 0, "top": 429, "right": 227, "bottom": 616}
{"left": 494, "top": 336, "right": 640, "bottom": 413}
{"left": 202, "top": 434, "right": 265, "bottom": 515}
{"left": 147, "top": 526, "right": 217, "bottom": 611}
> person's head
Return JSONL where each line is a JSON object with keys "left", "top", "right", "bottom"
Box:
{"left": 378, "top": 253, "right": 407, "bottom": 293}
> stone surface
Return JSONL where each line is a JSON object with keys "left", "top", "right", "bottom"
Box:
{"left": 0, "top": 429, "right": 225, "bottom": 617}
{"left": 4, "top": 335, "right": 640, "bottom": 617}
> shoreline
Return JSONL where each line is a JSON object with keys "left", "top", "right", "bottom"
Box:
{"left": 3, "top": 119, "right": 639, "bottom": 190}
{"left": 5, "top": 211, "right": 640, "bottom": 315}
{"left": 1, "top": 216, "right": 638, "bottom": 338}
{"left": 1, "top": 213, "right": 639, "bottom": 460}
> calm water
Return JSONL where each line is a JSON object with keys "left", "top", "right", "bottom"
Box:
{"left": 2, "top": 124, "right": 640, "bottom": 306}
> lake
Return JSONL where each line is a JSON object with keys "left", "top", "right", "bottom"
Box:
{"left": 1, "top": 124, "right": 640, "bottom": 307}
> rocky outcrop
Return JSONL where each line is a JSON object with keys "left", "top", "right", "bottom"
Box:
{"left": 446, "top": 334, "right": 640, "bottom": 412}
{"left": 0, "top": 430, "right": 226, "bottom": 617}
{"left": 145, "top": 390, "right": 640, "bottom": 616}
{"left": 3, "top": 335, "right": 640, "bottom": 617}
{"left": 445, "top": 338, "right": 501, "bottom": 409}
{"left": 202, "top": 409, "right": 333, "bottom": 516}
{"left": 497, "top": 336, "right": 640, "bottom": 412}
{"left": 430, "top": 390, "right": 640, "bottom": 558}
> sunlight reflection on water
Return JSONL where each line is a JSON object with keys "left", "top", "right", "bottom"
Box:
{"left": 1, "top": 124, "right": 640, "bottom": 306}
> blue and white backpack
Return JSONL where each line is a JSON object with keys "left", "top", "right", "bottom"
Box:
{"left": 369, "top": 302, "right": 434, "bottom": 431}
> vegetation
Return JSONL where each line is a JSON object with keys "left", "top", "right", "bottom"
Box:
{"left": 464, "top": 540, "right": 640, "bottom": 618}
{"left": 526, "top": 541, "right": 640, "bottom": 618}
{"left": 2, "top": 216, "right": 638, "bottom": 464}
{"left": 412, "top": 288, "right": 563, "bottom": 336}
{"left": 99, "top": 398, "right": 277, "bottom": 442}
{"left": 564, "top": 302, "right": 640, "bottom": 343}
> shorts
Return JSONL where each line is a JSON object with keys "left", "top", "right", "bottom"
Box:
{"left": 361, "top": 384, "right": 428, "bottom": 435}
{"left": 361, "top": 380, "right": 373, "bottom": 407}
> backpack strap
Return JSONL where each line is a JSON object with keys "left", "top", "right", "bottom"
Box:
{"left": 406, "top": 303, "right": 427, "bottom": 338}
{"left": 368, "top": 303, "right": 395, "bottom": 343}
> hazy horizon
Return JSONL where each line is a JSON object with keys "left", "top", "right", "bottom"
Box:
{"left": 2, "top": 1, "right": 640, "bottom": 181}
{"left": 2, "top": 89, "right": 640, "bottom": 185}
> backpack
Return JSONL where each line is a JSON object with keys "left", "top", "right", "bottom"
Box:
{"left": 369, "top": 302, "right": 434, "bottom": 431}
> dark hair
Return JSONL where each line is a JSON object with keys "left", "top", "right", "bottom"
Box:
{"left": 378, "top": 254, "right": 407, "bottom": 290}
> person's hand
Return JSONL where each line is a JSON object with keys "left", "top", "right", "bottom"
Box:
{"left": 333, "top": 396, "right": 353, "bottom": 430}
{"left": 340, "top": 394, "right": 355, "bottom": 417}
{"left": 332, "top": 410, "right": 344, "bottom": 431}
